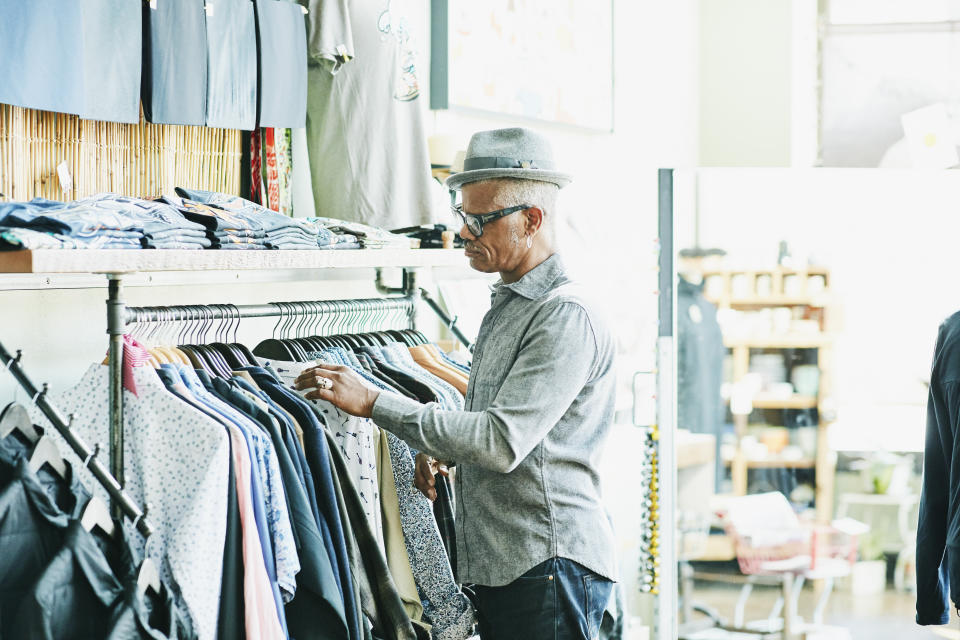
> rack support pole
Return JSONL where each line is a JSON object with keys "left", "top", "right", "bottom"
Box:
{"left": 419, "top": 287, "right": 474, "bottom": 351}
{"left": 106, "top": 274, "right": 126, "bottom": 519}
{"left": 403, "top": 269, "right": 420, "bottom": 330}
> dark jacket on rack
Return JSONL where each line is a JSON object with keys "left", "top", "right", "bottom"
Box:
{"left": 918, "top": 310, "right": 960, "bottom": 624}
{"left": 0, "top": 457, "right": 79, "bottom": 636}
{"left": 11, "top": 520, "right": 133, "bottom": 639}
{"left": 210, "top": 376, "right": 349, "bottom": 640}
{"left": 243, "top": 367, "right": 361, "bottom": 640}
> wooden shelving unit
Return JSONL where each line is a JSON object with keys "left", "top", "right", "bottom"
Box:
{"left": 0, "top": 248, "right": 467, "bottom": 274}
{"left": 703, "top": 265, "right": 836, "bottom": 525}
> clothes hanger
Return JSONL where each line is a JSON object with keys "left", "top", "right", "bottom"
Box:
{"left": 254, "top": 303, "right": 299, "bottom": 361}
{"left": 28, "top": 435, "right": 67, "bottom": 478}
{"left": 277, "top": 303, "right": 310, "bottom": 361}
{"left": 0, "top": 402, "right": 41, "bottom": 444}
{"left": 221, "top": 304, "right": 250, "bottom": 365}
{"left": 207, "top": 305, "right": 246, "bottom": 368}
{"left": 80, "top": 495, "right": 116, "bottom": 537}
{"left": 196, "top": 307, "right": 237, "bottom": 378}
{"left": 137, "top": 558, "right": 162, "bottom": 596}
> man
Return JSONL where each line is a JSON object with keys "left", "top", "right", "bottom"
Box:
{"left": 295, "top": 127, "right": 617, "bottom": 639}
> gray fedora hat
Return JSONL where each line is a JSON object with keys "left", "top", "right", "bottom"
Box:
{"left": 445, "top": 127, "right": 573, "bottom": 191}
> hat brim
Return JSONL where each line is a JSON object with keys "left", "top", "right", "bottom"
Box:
{"left": 445, "top": 168, "right": 573, "bottom": 191}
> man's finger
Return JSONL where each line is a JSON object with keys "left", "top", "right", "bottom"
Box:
{"left": 304, "top": 387, "right": 335, "bottom": 402}
{"left": 295, "top": 367, "right": 321, "bottom": 383}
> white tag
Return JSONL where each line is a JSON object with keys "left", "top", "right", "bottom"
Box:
{"left": 205, "top": 2, "right": 214, "bottom": 16}
{"left": 149, "top": 0, "right": 157, "bottom": 9}
{"left": 56, "top": 161, "right": 73, "bottom": 193}
{"left": 301, "top": 4, "right": 308, "bottom": 14}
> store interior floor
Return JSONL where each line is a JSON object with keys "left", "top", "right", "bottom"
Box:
{"left": 687, "top": 582, "right": 946, "bottom": 640}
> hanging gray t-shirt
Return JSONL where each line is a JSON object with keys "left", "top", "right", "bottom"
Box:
{"left": 300, "top": 0, "right": 437, "bottom": 229}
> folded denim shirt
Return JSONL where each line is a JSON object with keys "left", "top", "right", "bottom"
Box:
{"left": 175, "top": 188, "right": 320, "bottom": 235}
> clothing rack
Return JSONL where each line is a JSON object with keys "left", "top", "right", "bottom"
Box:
{"left": 105, "top": 269, "right": 426, "bottom": 520}
{"left": 0, "top": 339, "right": 154, "bottom": 538}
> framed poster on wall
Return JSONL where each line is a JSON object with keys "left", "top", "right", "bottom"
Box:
{"left": 433, "top": 0, "right": 614, "bottom": 132}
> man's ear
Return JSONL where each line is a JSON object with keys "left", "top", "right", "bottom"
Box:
{"left": 524, "top": 207, "right": 544, "bottom": 234}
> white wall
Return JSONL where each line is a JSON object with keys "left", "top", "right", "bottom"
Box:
{"left": 698, "top": 0, "right": 794, "bottom": 166}
{"left": 683, "top": 167, "right": 960, "bottom": 453}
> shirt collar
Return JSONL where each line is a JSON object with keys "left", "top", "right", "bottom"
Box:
{"left": 491, "top": 253, "right": 570, "bottom": 300}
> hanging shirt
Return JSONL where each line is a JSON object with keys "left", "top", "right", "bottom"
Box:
{"left": 37, "top": 365, "right": 230, "bottom": 640}
{"left": 302, "top": 0, "right": 437, "bottom": 229}
{"left": 260, "top": 357, "right": 476, "bottom": 640}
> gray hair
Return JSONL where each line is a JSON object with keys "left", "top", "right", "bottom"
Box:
{"left": 484, "top": 178, "right": 559, "bottom": 239}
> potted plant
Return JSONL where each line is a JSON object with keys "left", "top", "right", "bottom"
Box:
{"left": 850, "top": 532, "right": 886, "bottom": 595}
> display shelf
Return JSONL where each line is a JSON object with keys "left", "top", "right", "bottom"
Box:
{"left": 712, "top": 264, "right": 836, "bottom": 524}
{"left": 724, "top": 335, "right": 832, "bottom": 349}
{"left": 0, "top": 248, "right": 467, "bottom": 274}
{"left": 709, "top": 295, "right": 830, "bottom": 308}
{"left": 723, "top": 457, "right": 817, "bottom": 469}
{"left": 747, "top": 394, "right": 818, "bottom": 410}
{"left": 701, "top": 266, "right": 830, "bottom": 278}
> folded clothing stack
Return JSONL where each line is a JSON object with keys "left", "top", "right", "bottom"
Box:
{"left": 162, "top": 198, "right": 268, "bottom": 250}
{"left": 309, "top": 216, "right": 412, "bottom": 249}
{"left": 175, "top": 188, "right": 321, "bottom": 250}
{"left": 0, "top": 194, "right": 210, "bottom": 250}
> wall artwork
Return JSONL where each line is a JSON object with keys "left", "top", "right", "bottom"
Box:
{"left": 445, "top": 0, "right": 614, "bottom": 131}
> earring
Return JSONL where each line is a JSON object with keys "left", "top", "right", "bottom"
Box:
{"left": 526, "top": 236, "right": 533, "bottom": 249}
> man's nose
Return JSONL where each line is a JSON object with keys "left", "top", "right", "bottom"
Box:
{"left": 460, "top": 223, "right": 477, "bottom": 241}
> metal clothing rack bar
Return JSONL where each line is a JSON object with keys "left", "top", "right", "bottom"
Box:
{"left": 0, "top": 340, "right": 154, "bottom": 538}
{"left": 418, "top": 287, "right": 474, "bottom": 352}
{"left": 106, "top": 268, "right": 425, "bottom": 522}
{"left": 124, "top": 296, "right": 417, "bottom": 326}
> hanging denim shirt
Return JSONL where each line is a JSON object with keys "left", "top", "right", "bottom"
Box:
{"left": 204, "top": 0, "right": 257, "bottom": 129}
{"left": 255, "top": 0, "right": 308, "bottom": 128}
{"left": 142, "top": 0, "right": 208, "bottom": 125}
{"left": 0, "top": 1, "right": 83, "bottom": 114}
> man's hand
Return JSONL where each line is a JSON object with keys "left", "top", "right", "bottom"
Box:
{"left": 414, "top": 452, "right": 450, "bottom": 502}
{"left": 294, "top": 363, "right": 380, "bottom": 418}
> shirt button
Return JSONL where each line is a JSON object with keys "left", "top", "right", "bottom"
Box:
{"left": 547, "top": 575, "right": 554, "bottom": 581}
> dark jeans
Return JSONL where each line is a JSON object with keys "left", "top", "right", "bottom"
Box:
{"left": 473, "top": 557, "right": 614, "bottom": 640}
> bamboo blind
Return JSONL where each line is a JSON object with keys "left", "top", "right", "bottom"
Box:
{"left": 0, "top": 105, "right": 242, "bottom": 202}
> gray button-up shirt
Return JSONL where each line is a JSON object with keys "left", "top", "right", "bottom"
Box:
{"left": 372, "top": 254, "right": 617, "bottom": 586}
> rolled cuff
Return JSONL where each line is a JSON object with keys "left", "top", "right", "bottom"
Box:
{"left": 371, "top": 391, "right": 424, "bottom": 437}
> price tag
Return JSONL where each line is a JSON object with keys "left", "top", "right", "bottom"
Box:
{"left": 205, "top": 2, "right": 214, "bottom": 16}
{"left": 149, "top": 0, "right": 157, "bottom": 9}
{"left": 56, "top": 161, "right": 73, "bottom": 193}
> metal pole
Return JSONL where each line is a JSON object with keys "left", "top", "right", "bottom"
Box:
{"left": 0, "top": 341, "right": 153, "bottom": 537}
{"left": 419, "top": 287, "right": 474, "bottom": 351}
{"left": 403, "top": 269, "right": 420, "bottom": 330}
{"left": 124, "top": 297, "right": 415, "bottom": 325}
{"left": 106, "top": 275, "right": 126, "bottom": 520}
{"left": 656, "top": 168, "right": 678, "bottom": 640}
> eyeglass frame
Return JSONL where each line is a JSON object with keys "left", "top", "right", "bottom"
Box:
{"left": 450, "top": 203, "right": 533, "bottom": 237}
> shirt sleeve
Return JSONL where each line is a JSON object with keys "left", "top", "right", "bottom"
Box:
{"left": 299, "top": 0, "right": 354, "bottom": 74}
{"left": 917, "top": 325, "right": 953, "bottom": 625}
{"left": 372, "top": 302, "right": 600, "bottom": 473}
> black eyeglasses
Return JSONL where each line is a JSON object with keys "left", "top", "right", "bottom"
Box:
{"left": 450, "top": 203, "right": 532, "bottom": 237}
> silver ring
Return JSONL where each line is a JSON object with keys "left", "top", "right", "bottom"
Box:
{"left": 317, "top": 377, "right": 333, "bottom": 390}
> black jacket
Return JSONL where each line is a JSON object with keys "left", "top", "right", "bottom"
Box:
{"left": 918, "top": 310, "right": 960, "bottom": 624}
